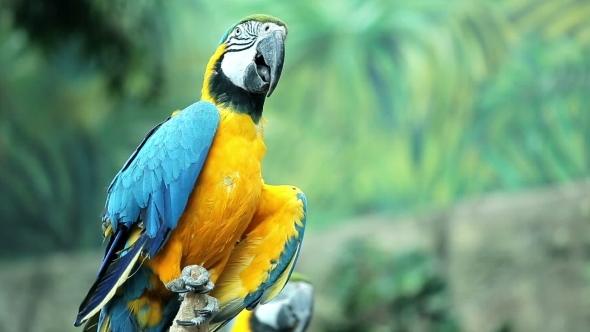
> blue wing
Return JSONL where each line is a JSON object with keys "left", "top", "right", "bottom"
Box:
{"left": 75, "top": 101, "right": 220, "bottom": 327}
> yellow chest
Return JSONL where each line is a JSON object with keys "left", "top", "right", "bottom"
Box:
{"left": 163, "top": 109, "right": 266, "bottom": 273}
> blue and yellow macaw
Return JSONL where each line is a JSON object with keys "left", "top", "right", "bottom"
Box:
{"left": 227, "top": 273, "right": 314, "bottom": 332}
{"left": 74, "top": 14, "right": 307, "bottom": 332}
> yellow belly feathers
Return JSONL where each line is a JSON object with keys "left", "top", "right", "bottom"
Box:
{"left": 148, "top": 108, "right": 266, "bottom": 289}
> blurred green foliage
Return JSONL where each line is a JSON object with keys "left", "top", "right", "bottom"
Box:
{"left": 1, "top": 0, "right": 589, "bottom": 256}
{"left": 326, "top": 241, "right": 461, "bottom": 332}
{"left": 325, "top": 241, "right": 517, "bottom": 332}
{"left": 6, "top": 0, "right": 167, "bottom": 97}
{"left": 0, "top": 0, "right": 170, "bottom": 255}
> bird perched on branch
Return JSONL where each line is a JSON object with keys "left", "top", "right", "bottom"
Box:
{"left": 74, "top": 14, "right": 307, "bottom": 332}
{"left": 227, "top": 273, "right": 314, "bottom": 332}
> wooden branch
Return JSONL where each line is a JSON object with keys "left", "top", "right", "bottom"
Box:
{"left": 169, "top": 267, "right": 209, "bottom": 332}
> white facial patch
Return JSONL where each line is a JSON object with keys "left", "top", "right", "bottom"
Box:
{"left": 220, "top": 45, "right": 258, "bottom": 89}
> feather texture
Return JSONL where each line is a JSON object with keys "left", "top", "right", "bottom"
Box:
{"left": 209, "top": 187, "right": 307, "bottom": 331}
{"left": 75, "top": 101, "right": 220, "bottom": 327}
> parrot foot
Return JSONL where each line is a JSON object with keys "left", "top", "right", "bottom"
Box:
{"left": 175, "top": 295, "right": 220, "bottom": 327}
{"left": 166, "top": 265, "right": 215, "bottom": 294}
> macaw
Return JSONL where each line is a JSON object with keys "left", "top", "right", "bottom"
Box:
{"left": 227, "top": 273, "right": 314, "bottom": 332}
{"left": 74, "top": 14, "right": 307, "bottom": 332}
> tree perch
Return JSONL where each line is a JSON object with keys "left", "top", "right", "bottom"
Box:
{"left": 169, "top": 267, "right": 210, "bottom": 332}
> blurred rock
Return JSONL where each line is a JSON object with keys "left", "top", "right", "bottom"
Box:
{"left": 297, "top": 181, "right": 590, "bottom": 332}
{"left": 444, "top": 182, "right": 590, "bottom": 332}
{"left": 0, "top": 251, "right": 100, "bottom": 332}
{"left": 1, "top": 181, "right": 590, "bottom": 331}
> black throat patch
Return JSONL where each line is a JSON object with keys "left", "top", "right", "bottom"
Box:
{"left": 208, "top": 56, "right": 266, "bottom": 124}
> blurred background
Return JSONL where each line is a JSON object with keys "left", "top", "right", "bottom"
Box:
{"left": 1, "top": 0, "right": 589, "bottom": 331}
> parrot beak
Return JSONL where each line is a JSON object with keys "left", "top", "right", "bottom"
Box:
{"left": 244, "top": 29, "right": 286, "bottom": 97}
{"left": 257, "top": 29, "right": 285, "bottom": 97}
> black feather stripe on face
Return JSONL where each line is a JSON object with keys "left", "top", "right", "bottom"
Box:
{"left": 218, "top": 14, "right": 287, "bottom": 45}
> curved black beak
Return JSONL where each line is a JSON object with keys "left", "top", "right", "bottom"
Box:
{"left": 256, "top": 29, "right": 286, "bottom": 97}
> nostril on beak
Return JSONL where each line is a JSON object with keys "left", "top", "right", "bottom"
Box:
{"left": 255, "top": 54, "right": 266, "bottom": 66}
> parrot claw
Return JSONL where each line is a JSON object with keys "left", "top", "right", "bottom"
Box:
{"left": 176, "top": 318, "right": 207, "bottom": 327}
{"left": 195, "top": 308, "right": 213, "bottom": 318}
{"left": 175, "top": 295, "right": 220, "bottom": 326}
{"left": 187, "top": 280, "right": 215, "bottom": 294}
{"left": 166, "top": 265, "right": 214, "bottom": 294}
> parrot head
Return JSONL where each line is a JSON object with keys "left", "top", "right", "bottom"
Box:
{"left": 203, "top": 14, "right": 288, "bottom": 121}
{"left": 248, "top": 278, "right": 314, "bottom": 332}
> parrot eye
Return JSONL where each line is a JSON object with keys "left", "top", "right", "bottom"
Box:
{"left": 235, "top": 27, "right": 241, "bottom": 36}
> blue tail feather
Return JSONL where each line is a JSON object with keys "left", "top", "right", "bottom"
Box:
{"left": 75, "top": 227, "right": 147, "bottom": 327}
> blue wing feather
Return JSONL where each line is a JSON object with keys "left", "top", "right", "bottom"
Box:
{"left": 75, "top": 101, "right": 220, "bottom": 327}
{"left": 106, "top": 100, "right": 218, "bottom": 247}
{"left": 78, "top": 232, "right": 148, "bottom": 322}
